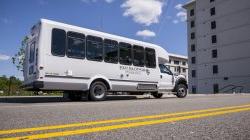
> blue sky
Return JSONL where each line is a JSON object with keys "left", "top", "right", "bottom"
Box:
{"left": 0, "top": 0, "right": 189, "bottom": 79}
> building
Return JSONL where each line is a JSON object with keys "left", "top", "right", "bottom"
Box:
{"left": 183, "top": 0, "right": 250, "bottom": 94}
{"left": 166, "top": 53, "right": 188, "bottom": 77}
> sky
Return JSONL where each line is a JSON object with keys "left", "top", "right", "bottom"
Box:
{"left": 0, "top": 0, "right": 189, "bottom": 79}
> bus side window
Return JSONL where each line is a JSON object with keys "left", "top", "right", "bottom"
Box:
{"left": 133, "top": 45, "right": 144, "bottom": 67}
{"left": 51, "top": 28, "right": 66, "bottom": 57}
{"left": 145, "top": 48, "right": 156, "bottom": 68}
{"left": 86, "top": 35, "right": 103, "bottom": 61}
{"left": 104, "top": 39, "right": 118, "bottom": 63}
{"left": 67, "top": 32, "right": 85, "bottom": 59}
{"left": 119, "top": 42, "right": 132, "bottom": 65}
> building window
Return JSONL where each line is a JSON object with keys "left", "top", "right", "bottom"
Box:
{"left": 51, "top": 28, "right": 66, "bottom": 57}
{"left": 191, "top": 57, "right": 196, "bottom": 64}
{"left": 191, "top": 44, "right": 195, "bottom": 52}
{"left": 191, "top": 32, "right": 195, "bottom": 39}
{"left": 145, "top": 48, "right": 156, "bottom": 68}
{"left": 210, "top": 7, "right": 216, "bottom": 16}
{"left": 86, "top": 35, "right": 103, "bottom": 61}
{"left": 192, "top": 86, "right": 196, "bottom": 94}
{"left": 212, "top": 35, "right": 217, "bottom": 44}
{"left": 174, "top": 60, "right": 180, "bottom": 65}
{"left": 191, "top": 20, "right": 195, "bottom": 28}
{"left": 119, "top": 42, "right": 132, "bottom": 65}
{"left": 177, "top": 66, "right": 181, "bottom": 73}
{"left": 212, "top": 49, "right": 217, "bottom": 58}
{"left": 104, "top": 39, "right": 118, "bottom": 63}
{"left": 67, "top": 32, "right": 85, "bottom": 59}
{"left": 213, "top": 65, "right": 218, "bottom": 74}
{"left": 190, "top": 9, "right": 194, "bottom": 16}
{"left": 183, "top": 68, "right": 186, "bottom": 73}
{"left": 192, "top": 70, "right": 196, "bottom": 77}
{"left": 182, "top": 61, "right": 186, "bottom": 66}
{"left": 213, "top": 84, "right": 219, "bottom": 93}
{"left": 169, "top": 59, "right": 172, "bottom": 63}
{"left": 133, "top": 45, "right": 145, "bottom": 67}
{"left": 210, "top": 0, "right": 215, "bottom": 2}
{"left": 211, "top": 21, "right": 216, "bottom": 29}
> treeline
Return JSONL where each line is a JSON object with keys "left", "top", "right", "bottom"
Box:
{"left": 0, "top": 75, "right": 63, "bottom": 96}
{"left": 0, "top": 75, "right": 28, "bottom": 96}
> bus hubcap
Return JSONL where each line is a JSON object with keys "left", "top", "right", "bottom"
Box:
{"left": 93, "top": 85, "right": 105, "bottom": 99}
{"left": 178, "top": 88, "right": 186, "bottom": 96}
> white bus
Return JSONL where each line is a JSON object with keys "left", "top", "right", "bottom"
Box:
{"left": 23, "top": 19, "right": 188, "bottom": 101}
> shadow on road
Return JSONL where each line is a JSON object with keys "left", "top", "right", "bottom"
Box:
{"left": 0, "top": 95, "right": 176, "bottom": 104}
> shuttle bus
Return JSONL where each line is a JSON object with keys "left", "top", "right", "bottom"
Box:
{"left": 23, "top": 19, "right": 188, "bottom": 101}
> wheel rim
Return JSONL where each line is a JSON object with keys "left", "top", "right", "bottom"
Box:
{"left": 93, "top": 84, "right": 105, "bottom": 99}
{"left": 178, "top": 87, "right": 186, "bottom": 96}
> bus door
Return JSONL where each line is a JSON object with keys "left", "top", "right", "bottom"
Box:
{"left": 158, "top": 64, "right": 174, "bottom": 90}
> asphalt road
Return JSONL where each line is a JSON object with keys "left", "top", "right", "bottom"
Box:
{"left": 0, "top": 94, "right": 250, "bottom": 140}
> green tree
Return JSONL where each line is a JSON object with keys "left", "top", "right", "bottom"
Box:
{"left": 12, "top": 36, "right": 28, "bottom": 71}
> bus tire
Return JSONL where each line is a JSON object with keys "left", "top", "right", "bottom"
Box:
{"left": 89, "top": 81, "right": 107, "bottom": 101}
{"left": 68, "top": 91, "right": 82, "bottom": 101}
{"left": 152, "top": 92, "right": 163, "bottom": 98}
{"left": 176, "top": 84, "right": 187, "bottom": 98}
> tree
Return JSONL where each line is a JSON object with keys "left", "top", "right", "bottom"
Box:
{"left": 12, "top": 36, "right": 28, "bottom": 71}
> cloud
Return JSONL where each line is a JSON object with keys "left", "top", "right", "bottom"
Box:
{"left": 105, "top": 0, "right": 114, "bottom": 3}
{"left": 0, "top": 54, "right": 10, "bottom": 61}
{"left": 81, "top": 0, "right": 114, "bottom": 3}
{"left": 136, "top": 30, "right": 156, "bottom": 37}
{"left": 172, "top": 19, "right": 179, "bottom": 24}
{"left": 121, "top": 0, "right": 164, "bottom": 26}
{"left": 173, "top": 3, "right": 187, "bottom": 24}
{"left": 175, "top": 4, "right": 183, "bottom": 10}
{"left": 176, "top": 11, "right": 187, "bottom": 22}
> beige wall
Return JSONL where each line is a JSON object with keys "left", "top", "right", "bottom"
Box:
{"left": 184, "top": 0, "right": 250, "bottom": 93}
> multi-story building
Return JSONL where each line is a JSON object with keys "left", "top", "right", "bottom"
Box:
{"left": 166, "top": 53, "right": 188, "bottom": 77}
{"left": 183, "top": 0, "right": 250, "bottom": 93}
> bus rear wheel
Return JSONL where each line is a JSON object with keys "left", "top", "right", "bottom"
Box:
{"left": 66, "top": 91, "right": 82, "bottom": 101}
{"left": 89, "top": 81, "right": 107, "bottom": 101}
{"left": 152, "top": 92, "right": 163, "bottom": 98}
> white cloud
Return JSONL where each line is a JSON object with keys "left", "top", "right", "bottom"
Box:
{"left": 136, "top": 30, "right": 156, "bottom": 37}
{"left": 0, "top": 54, "right": 10, "bottom": 61}
{"left": 105, "top": 0, "right": 114, "bottom": 3}
{"left": 172, "top": 19, "right": 179, "bottom": 24}
{"left": 121, "top": 0, "right": 164, "bottom": 26}
{"left": 176, "top": 11, "right": 187, "bottom": 22}
{"left": 81, "top": 0, "right": 114, "bottom": 3}
{"left": 173, "top": 3, "right": 187, "bottom": 24}
{"left": 175, "top": 4, "right": 183, "bottom": 10}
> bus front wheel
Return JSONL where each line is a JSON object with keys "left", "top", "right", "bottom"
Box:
{"left": 89, "top": 81, "right": 107, "bottom": 101}
{"left": 176, "top": 84, "right": 187, "bottom": 98}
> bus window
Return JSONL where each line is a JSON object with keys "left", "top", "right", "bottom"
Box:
{"left": 86, "top": 35, "right": 103, "bottom": 61}
{"left": 133, "top": 45, "right": 144, "bottom": 67}
{"left": 145, "top": 48, "right": 156, "bottom": 68}
{"left": 67, "top": 32, "right": 85, "bottom": 59}
{"left": 29, "top": 42, "right": 35, "bottom": 63}
{"left": 104, "top": 39, "right": 118, "bottom": 63}
{"left": 51, "top": 28, "right": 66, "bottom": 56}
{"left": 119, "top": 42, "right": 132, "bottom": 65}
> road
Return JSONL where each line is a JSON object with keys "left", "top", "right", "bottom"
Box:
{"left": 0, "top": 94, "right": 250, "bottom": 140}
